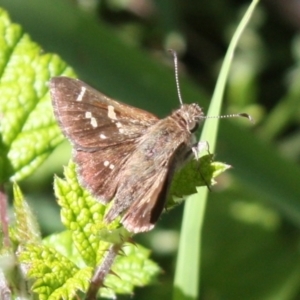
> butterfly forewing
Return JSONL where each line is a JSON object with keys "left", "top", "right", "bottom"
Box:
{"left": 50, "top": 77, "right": 159, "bottom": 203}
{"left": 50, "top": 77, "right": 159, "bottom": 150}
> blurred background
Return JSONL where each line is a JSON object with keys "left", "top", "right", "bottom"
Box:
{"left": 1, "top": 0, "right": 300, "bottom": 299}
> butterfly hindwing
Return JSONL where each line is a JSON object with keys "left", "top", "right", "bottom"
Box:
{"left": 103, "top": 121, "right": 192, "bottom": 232}
{"left": 120, "top": 166, "right": 170, "bottom": 232}
{"left": 74, "top": 143, "right": 136, "bottom": 203}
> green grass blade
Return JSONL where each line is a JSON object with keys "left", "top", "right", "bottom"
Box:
{"left": 173, "top": 1, "right": 260, "bottom": 299}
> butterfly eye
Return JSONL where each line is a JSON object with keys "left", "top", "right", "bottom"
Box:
{"left": 189, "top": 121, "right": 199, "bottom": 133}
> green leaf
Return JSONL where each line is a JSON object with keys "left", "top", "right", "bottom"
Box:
{"left": 19, "top": 243, "right": 89, "bottom": 300}
{"left": 168, "top": 154, "right": 230, "bottom": 209}
{"left": 43, "top": 231, "right": 85, "bottom": 268}
{"left": 52, "top": 161, "right": 160, "bottom": 298}
{"left": 11, "top": 182, "right": 41, "bottom": 245}
{"left": 0, "top": 8, "right": 75, "bottom": 183}
{"left": 1, "top": 183, "right": 40, "bottom": 299}
{"left": 19, "top": 232, "right": 159, "bottom": 299}
{"left": 54, "top": 160, "right": 113, "bottom": 266}
{"left": 105, "top": 243, "right": 160, "bottom": 296}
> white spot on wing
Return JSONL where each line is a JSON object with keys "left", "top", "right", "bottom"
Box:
{"left": 108, "top": 105, "right": 117, "bottom": 120}
{"left": 85, "top": 111, "right": 92, "bottom": 118}
{"left": 104, "top": 161, "right": 110, "bottom": 167}
{"left": 85, "top": 111, "right": 98, "bottom": 128}
{"left": 109, "top": 164, "right": 115, "bottom": 169}
{"left": 91, "top": 117, "right": 98, "bottom": 128}
{"left": 76, "top": 86, "right": 86, "bottom": 101}
{"left": 100, "top": 134, "right": 107, "bottom": 139}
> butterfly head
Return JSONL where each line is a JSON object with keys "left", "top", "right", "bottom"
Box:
{"left": 174, "top": 103, "right": 204, "bottom": 133}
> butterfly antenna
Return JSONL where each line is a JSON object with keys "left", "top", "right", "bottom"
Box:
{"left": 169, "top": 49, "right": 184, "bottom": 107}
{"left": 203, "top": 112, "right": 253, "bottom": 122}
{"left": 168, "top": 50, "right": 253, "bottom": 123}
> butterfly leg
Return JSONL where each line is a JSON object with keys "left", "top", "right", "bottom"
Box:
{"left": 192, "top": 140, "right": 210, "bottom": 160}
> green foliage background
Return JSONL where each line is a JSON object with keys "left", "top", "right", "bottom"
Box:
{"left": 1, "top": 0, "right": 300, "bottom": 299}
